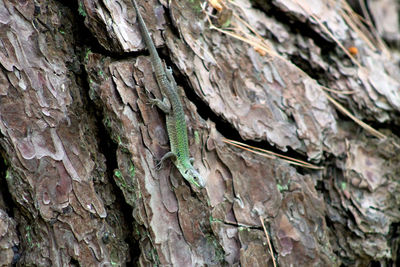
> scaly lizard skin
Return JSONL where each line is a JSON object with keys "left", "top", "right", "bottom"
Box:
{"left": 131, "top": 0, "right": 205, "bottom": 188}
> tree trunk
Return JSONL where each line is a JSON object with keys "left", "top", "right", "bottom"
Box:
{"left": 1, "top": 0, "right": 400, "bottom": 266}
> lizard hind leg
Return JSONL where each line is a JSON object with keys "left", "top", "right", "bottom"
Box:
{"left": 156, "top": 151, "right": 176, "bottom": 170}
{"left": 148, "top": 95, "right": 171, "bottom": 114}
{"left": 144, "top": 88, "right": 171, "bottom": 113}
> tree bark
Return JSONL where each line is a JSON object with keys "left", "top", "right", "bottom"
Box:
{"left": 1, "top": 0, "right": 400, "bottom": 266}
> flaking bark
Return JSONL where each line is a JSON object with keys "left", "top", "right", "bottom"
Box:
{"left": 1, "top": 0, "right": 400, "bottom": 266}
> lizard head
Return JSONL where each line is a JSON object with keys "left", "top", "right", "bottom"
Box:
{"left": 180, "top": 166, "right": 206, "bottom": 188}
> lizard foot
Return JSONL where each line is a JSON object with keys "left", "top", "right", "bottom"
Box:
{"left": 147, "top": 96, "right": 171, "bottom": 113}
{"left": 155, "top": 151, "right": 176, "bottom": 171}
{"left": 147, "top": 97, "right": 159, "bottom": 108}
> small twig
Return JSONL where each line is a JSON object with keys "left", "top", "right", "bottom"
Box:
{"left": 293, "top": 0, "right": 362, "bottom": 69}
{"left": 321, "top": 85, "right": 355, "bottom": 95}
{"left": 354, "top": 0, "right": 390, "bottom": 57}
{"left": 222, "top": 138, "right": 324, "bottom": 170}
{"left": 259, "top": 216, "right": 277, "bottom": 267}
{"left": 321, "top": 91, "right": 386, "bottom": 140}
{"left": 205, "top": 0, "right": 387, "bottom": 144}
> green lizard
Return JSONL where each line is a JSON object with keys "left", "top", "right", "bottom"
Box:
{"left": 131, "top": 0, "right": 206, "bottom": 188}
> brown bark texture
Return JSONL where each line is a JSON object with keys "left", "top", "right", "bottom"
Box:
{"left": 0, "top": 0, "right": 400, "bottom": 266}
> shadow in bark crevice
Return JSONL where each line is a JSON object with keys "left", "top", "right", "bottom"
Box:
{"left": 0, "top": 146, "right": 22, "bottom": 266}
{"left": 0, "top": 147, "right": 15, "bottom": 217}
{"left": 61, "top": 0, "right": 143, "bottom": 60}
{"left": 164, "top": 59, "right": 320, "bottom": 172}
{"left": 58, "top": 1, "right": 141, "bottom": 263}
{"left": 79, "top": 61, "right": 140, "bottom": 264}
{"left": 251, "top": 1, "right": 337, "bottom": 58}
{"left": 389, "top": 222, "right": 400, "bottom": 266}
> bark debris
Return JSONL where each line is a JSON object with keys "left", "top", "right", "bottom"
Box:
{"left": 1, "top": 0, "right": 400, "bottom": 266}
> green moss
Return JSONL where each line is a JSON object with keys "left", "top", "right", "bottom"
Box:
{"left": 5, "top": 170, "right": 11, "bottom": 180}
{"left": 134, "top": 226, "right": 140, "bottom": 237}
{"left": 277, "top": 183, "right": 288, "bottom": 192}
{"left": 238, "top": 226, "right": 250, "bottom": 232}
{"left": 205, "top": 234, "right": 225, "bottom": 263}
{"left": 209, "top": 216, "right": 216, "bottom": 225}
{"left": 78, "top": 2, "right": 87, "bottom": 17}
{"left": 110, "top": 247, "right": 120, "bottom": 266}
{"left": 114, "top": 169, "right": 126, "bottom": 189}
{"left": 151, "top": 248, "right": 161, "bottom": 266}
{"left": 341, "top": 182, "right": 346, "bottom": 190}
{"left": 114, "top": 169, "right": 123, "bottom": 179}
{"left": 117, "top": 135, "right": 122, "bottom": 146}
{"left": 84, "top": 48, "right": 92, "bottom": 62}
{"left": 129, "top": 163, "right": 135, "bottom": 178}
{"left": 104, "top": 117, "right": 112, "bottom": 129}
{"left": 187, "top": 0, "right": 204, "bottom": 13}
{"left": 25, "top": 226, "right": 33, "bottom": 247}
{"left": 209, "top": 216, "right": 224, "bottom": 225}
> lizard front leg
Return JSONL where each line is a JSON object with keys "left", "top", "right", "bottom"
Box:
{"left": 164, "top": 63, "right": 186, "bottom": 96}
{"left": 164, "top": 63, "right": 177, "bottom": 88}
{"left": 156, "top": 151, "right": 176, "bottom": 170}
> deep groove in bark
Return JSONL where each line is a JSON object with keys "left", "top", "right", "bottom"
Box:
{"left": 164, "top": 59, "right": 322, "bottom": 167}
{"left": 252, "top": 1, "right": 337, "bottom": 56}
{"left": 0, "top": 150, "right": 14, "bottom": 217}
{"left": 62, "top": 0, "right": 144, "bottom": 59}
{"left": 0, "top": 148, "right": 21, "bottom": 266}
{"left": 80, "top": 62, "right": 140, "bottom": 264}
{"left": 253, "top": 1, "right": 400, "bottom": 132}
{"left": 59, "top": 1, "right": 141, "bottom": 263}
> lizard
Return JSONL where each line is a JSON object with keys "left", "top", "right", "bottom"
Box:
{"left": 131, "top": 0, "right": 206, "bottom": 188}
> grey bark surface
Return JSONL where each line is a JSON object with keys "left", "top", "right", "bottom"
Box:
{"left": 1, "top": 0, "right": 400, "bottom": 266}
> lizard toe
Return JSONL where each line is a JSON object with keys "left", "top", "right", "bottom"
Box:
{"left": 155, "top": 160, "right": 163, "bottom": 171}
